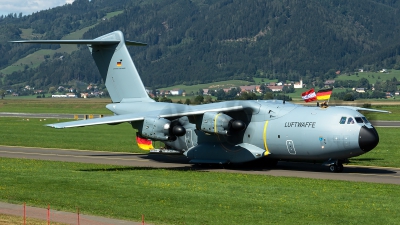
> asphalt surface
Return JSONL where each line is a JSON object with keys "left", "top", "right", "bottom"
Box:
{"left": 1, "top": 145, "right": 400, "bottom": 185}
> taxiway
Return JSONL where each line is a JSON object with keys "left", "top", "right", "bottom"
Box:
{"left": 1, "top": 145, "right": 399, "bottom": 185}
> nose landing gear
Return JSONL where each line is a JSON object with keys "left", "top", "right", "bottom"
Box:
{"left": 329, "top": 162, "right": 344, "bottom": 173}
{"left": 324, "top": 159, "right": 347, "bottom": 173}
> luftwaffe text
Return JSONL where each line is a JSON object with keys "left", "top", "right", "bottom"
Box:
{"left": 284, "top": 122, "right": 316, "bottom": 128}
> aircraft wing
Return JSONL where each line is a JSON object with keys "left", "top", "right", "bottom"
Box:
{"left": 336, "top": 106, "right": 391, "bottom": 113}
{"left": 46, "top": 112, "right": 149, "bottom": 128}
{"left": 10, "top": 40, "right": 146, "bottom": 46}
{"left": 46, "top": 103, "right": 249, "bottom": 129}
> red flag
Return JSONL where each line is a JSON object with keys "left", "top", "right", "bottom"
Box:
{"left": 301, "top": 88, "right": 317, "bottom": 102}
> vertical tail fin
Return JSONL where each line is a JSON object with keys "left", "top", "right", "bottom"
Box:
{"left": 89, "top": 31, "right": 153, "bottom": 103}
{"left": 11, "top": 30, "right": 153, "bottom": 103}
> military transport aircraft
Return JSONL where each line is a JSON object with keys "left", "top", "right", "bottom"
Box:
{"left": 12, "top": 31, "right": 389, "bottom": 172}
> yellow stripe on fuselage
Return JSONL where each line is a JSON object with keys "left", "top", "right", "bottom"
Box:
{"left": 263, "top": 121, "right": 270, "bottom": 155}
{"left": 214, "top": 113, "right": 221, "bottom": 134}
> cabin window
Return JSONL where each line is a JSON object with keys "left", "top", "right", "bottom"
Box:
{"left": 339, "top": 117, "right": 347, "bottom": 124}
{"left": 347, "top": 117, "right": 355, "bottom": 124}
{"left": 362, "top": 117, "right": 370, "bottom": 124}
{"left": 355, "top": 117, "right": 364, "bottom": 123}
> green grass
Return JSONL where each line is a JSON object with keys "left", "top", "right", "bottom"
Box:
{"left": 349, "top": 127, "right": 400, "bottom": 167}
{"left": 336, "top": 70, "right": 400, "bottom": 83}
{"left": 252, "top": 77, "right": 278, "bottom": 84}
{"left": 105, "top": 10, "right": 124, "bottom": 19}
{"left": 0, "top": 117, "right": 166, "bottom": 152}
{"left": 0, "top": 98, "right": 113, "bottom": 114}
{"left": 1, "top": 49, "right": 55, "bottom": 74}
{"left": 164, "top": 80, "right": 253, "bottom": 94}
{"left": 363, "top": 105, "right": 400, "bottom": 121}
{"left": 19, "top": 28, "right": 44, "bottom": 40}
{"left": 0, "top": 117, "right": 142, "bottom": 152}
{"left": 0, "top": 157, "right": 399, "bottom": 225}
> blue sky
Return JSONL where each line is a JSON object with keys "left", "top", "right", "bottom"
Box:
{"left": 0, "top": 0, "right": 75, "bottom": 17}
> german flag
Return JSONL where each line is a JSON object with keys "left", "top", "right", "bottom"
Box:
{"left": 136, "top": 134, "right": 154, "bottom": 150}
{"left": 117, "top": 61, "right": 122, "bottom": 67}
{"left": 316, "top": 88, "right": 333, "bottom": 101}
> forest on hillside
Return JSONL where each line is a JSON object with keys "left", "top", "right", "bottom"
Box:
{"left": 1, "top": 0, "right": 400, "bottom": 90}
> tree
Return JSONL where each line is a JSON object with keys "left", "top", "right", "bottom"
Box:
{"left": 159, "top": 97, "right": 172, "bottom": 103}
{"left": 203, "top": 96, "right": 213, "bottom": 103}
{"left": 259, "top": 84, "right": 266, "bottom": 94}
{"left": 0, "top": 90, "right": 5, "bottom": 99}
{"left": 198, "top": 88, "right": 204, "bottom": 96}
{"left": 263, "top": 92, "right": 274, "bottom": 100}
{"left": 343, "top": 93, "right": 355, "bottom": 101}
{"left": 193, "top": 95, "right": 204, "bottom": 104}
{"left": 48, "top": 87, "right": 56, "bottom": 94}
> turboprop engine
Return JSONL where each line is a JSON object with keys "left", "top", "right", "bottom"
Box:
{"left": 141, "top": 117, "right": 186, "bottom": 141}
{"left": 200, "top": 112, "right": 246, "bottom": 135}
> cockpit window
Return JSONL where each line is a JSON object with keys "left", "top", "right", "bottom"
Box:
{"left": 339, "top": 117, "right": 347, "bottom": 124}
{"left": 362, "top": 117, "right": 370, "bottom": 124}
{"left": 355, "top": 117, "right": 364, "bottom": 123}
{"left": 347, "top": 117, "right": 355, "bottom": 124}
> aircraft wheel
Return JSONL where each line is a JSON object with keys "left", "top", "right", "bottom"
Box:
{"left": 329, "top": 165, "right": 337, "bottom": 172}
{"left": 329, "top": 164, "right": 344, "bottom": 173}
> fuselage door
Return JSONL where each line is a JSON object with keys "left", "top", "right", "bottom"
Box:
{"left": 286, "top": 140, "right": 296, "bottom": 155}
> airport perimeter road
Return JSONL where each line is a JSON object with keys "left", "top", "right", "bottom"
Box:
{"left": 1, "top": 145, "right": 399, "bottom": 185}
{"left": 371, "top": 120, "right": 400, "bottom": 127}
{"left": 0, "top": 112, "right": 106, "bottom": 119}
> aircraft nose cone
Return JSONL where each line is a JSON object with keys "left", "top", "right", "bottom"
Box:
{"left": 358, "top": 126, "right": 379, "bottom": 152}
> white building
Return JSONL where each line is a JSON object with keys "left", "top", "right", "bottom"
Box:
{"left": 170, "top": 89, "right": 183, "bottom": 96}
{"left": 294, "top": 79, "right": 303, "bottom": 89}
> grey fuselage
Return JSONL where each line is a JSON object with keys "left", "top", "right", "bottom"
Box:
{"left": 107, "top": 100, "right": 377, "bottom": 164}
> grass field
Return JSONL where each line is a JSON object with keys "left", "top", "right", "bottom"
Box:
{"left": 0, "top": 157, "right": 399, "bottom": 225}
{"left": 0, "top": 98, "right": 113, "bottom": 114}
{"left": 336, "top": 70, "right": 400, "bottom": 83}
{"left": 163, "top": 80, "right": 253, "bottom": 94}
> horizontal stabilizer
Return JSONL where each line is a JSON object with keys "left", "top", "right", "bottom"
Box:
{"left": 46, "top": 113, "right": 149, "bottom": 128}
{"left": 10, "top": 40, "right": 146, "bottom": 46}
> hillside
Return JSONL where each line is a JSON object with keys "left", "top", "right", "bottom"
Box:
{"left": 1, "top": 0, "right": 400, "bottom": 90}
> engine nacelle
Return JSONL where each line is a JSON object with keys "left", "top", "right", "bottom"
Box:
{"left": 141, "top": 117, "right": 171, "bottom": 141}
{"left": 141, "top": 117, "right": 187, "bottom": 141}
{"left": 201, "top": 112, "right": 245, "bottom": 135}
{"left": 201, "top": 112, "right": 231, "bottom": 135}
